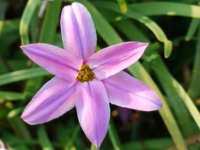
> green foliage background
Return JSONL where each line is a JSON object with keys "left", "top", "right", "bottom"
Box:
{"left": 0, "top": 0, "right": 200, "bottom": 149}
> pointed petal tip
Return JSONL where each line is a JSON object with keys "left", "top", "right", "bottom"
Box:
{"left": 94, "top": 134, "right": 106, "bottom": 148}
{"left": 21, "top": 111, "right": 48, "bottom": 126}
{"left": 21, "top": 111, "right": 34, "bottom": 125}
{"left": 21, "top": 109, "right": 27, "bottom": 120}
{"left": 81, "top": 120, "right": 107, "bottom": 148}
{"left": 20, "top": 43, "right": 34, "bottom": 49}
{"left": 151, "top": 93, "right": 163, "bottom": 110}
{"left": 61, "top": 5, "right": 70, "bottom": 12}
{"left": 61, "top": 1, "right": 96, "bottom": 58}
{"left": 20, "top": 45, "right": 24, "bottom": 49}
{"left": 143, "top": 42, "right": 149, "bottom": 48}
{"left": 20, "top": 44, "right": 36, "bottom": 53}
{"left": 104, "top": 72, "right": 162, "bottom": 112}
{"left": 129, "top": 41, "right": 149, "bottom": 49}
{"left": 76, "top": 81, "right": 109, "bottom": 149}
{"left": 156, "top": 99, "right": 163, "bottom": 108}
{"left": 20, "top": 45, "right": 28, "bottom": 51}
{"left": 127, "top": 41, "right": 149, "bottom": 45}
{"left": 21, "top": 114, "right": 36, "bottom": 125}
{"left": 149, "top": 98, "right": 163, "bottom": 111}
{"left": 72, "top": 2, "right": 83, "bottom": 6}
{"left": 71, "top": 2, "right": 88, "bottom": 10}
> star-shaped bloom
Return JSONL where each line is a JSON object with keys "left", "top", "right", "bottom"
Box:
{"left": 21, "top": 2, "right": 162, "bottom": 147}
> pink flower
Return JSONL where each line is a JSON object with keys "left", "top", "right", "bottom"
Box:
{"left": 20, "top": 2, "right": 162, "bottom": 147}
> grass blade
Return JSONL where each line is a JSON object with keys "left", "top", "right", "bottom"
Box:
{"left": 0, "top": 91, "right": 25, "bottom": 101}
{"left": 39, "top": 0, "right": 62, "bottom": 43}
{"left": 185, "top": 19, "right": 200, "bottom": 41}
{"left": 123, "top": 134, "right": 200, "bottom": 150}
{"left": 20, "top": 0, "right": 41, "bottom": 44}
{"left": 188, "top": 26, "right": 200, "bottom": 99}
{"left": 8, "top": 117, "right": 31, "bottom": 140}
{"left": 108, "top": 120, "right": 121, "bottom": 150}
{"left": 64, "top": 126, "right": 80, "bottom": 150}
{"left": 37, "top": 126, "right": 54, "bottom": 150}
{"left": 0, "top": 68, "right": 49, "bottom": 86}
{"left": 129, "top": 2, "right": 200, "bottom": 18}
{"left": 114, "top": 20, "right": 149, "bottom": 42}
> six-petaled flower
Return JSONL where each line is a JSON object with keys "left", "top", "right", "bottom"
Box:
{"left": 20, "top": 2, "right": 162, "bottom": 147}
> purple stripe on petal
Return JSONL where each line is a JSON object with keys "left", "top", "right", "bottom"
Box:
{"left": 60, "top": 2, "right": 97, "bottom": 59}
{"left": 87, "top": 42, "right": 148, "bottom": 79}
{"left": 103, "top": 71, "right": 162, "bottom": 111}
{"left": 21, "top": 77, "right": 77, "bottom": 125}
{"left": 75, "top": 80, "right": 110, "bottom": 147}
{"left": 21, "top": 43, "right": 81, "bottom": 81}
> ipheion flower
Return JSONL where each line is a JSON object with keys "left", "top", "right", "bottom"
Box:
{"left": 21, "top": 2, "right": 162, "bottom": 147}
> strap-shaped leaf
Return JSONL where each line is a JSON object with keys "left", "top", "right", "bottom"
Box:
{"left": 0, "top": 68, "right": 49, "bottom": 86}
{"left": 20, "top": 0, "right": 41, "bottom": 44}
{"left": 129, "top": 2, "right": 200, "bottom": 18}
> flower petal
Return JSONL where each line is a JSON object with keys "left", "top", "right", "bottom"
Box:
{"left": 21, "top": 43, "right": 81, "bottom": 81}
{"left": 75, "top": 80, "right": 110, "bottom": 147}
{"left": 21, "top": 77, "right": 77, "bottom": 125}
{"left": 87, "top": 42, "right": 148, "bottom": 79}
{"left": 103, "top": 71, "right": 162, "bottom": 111}
{"left": 60, "top": 2, "right": 97, "bottom": 59}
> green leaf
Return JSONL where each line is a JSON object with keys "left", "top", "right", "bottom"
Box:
{"left": 0, "top": 20, "right": 19, "bottom": 35}
{"left": 123, "top": 134, "right": 200, "bottom": 150}
{"left": 0, "top": 0, "right": 8, "bottom": 36}
{"left": 123, "top": 138, "right": 172, "bottom": 150}
{"left": 64, "top": 126, "right": 80, "bottom": 150}
{"left": 114, "top": 20, "right": 149, "bottom": 42}
{"left": 2, "top": 133, "right": 38, "bottom": 146}
{"left": 185, "top": 19, "right": 200, "bottom": 41}
{"left": 0, "top": 20, "right": 19, "bottom": 57}
{"left": 37, "top": 126, "right": 54, "bottom": 150}
{"left": 23, "top": 78, "right": 43, "bottom": 99}
{"left": 39, "top": 0, "right": 62, "bottom": 43}
{"left": 108, "top": 120, "right": 121, "bottom": 150}
{"left": 20, "top": 0, "right": 41, "bottom": 44}
{"left": 75, "top": 1, "right": 187, "bottom": 149}
{"left": 129, "top": 2, "right": 200, "bottom": 18}
{"left": 8, "top": 117, "right": 32, "bottom": 140}
{"left": 188, "top": 26, "right": 200, "bottom": 99}
{"left": 0, "top": 91, "right": 25, "bottom": 101}
{"left": 95, "top": 1, "right": 173, "bottom": 58}
{"left": 0, "top": 68, "right": 49, "bottom": 86}
{"left": 0, "top": 0, "right": 7, "bottom": 19}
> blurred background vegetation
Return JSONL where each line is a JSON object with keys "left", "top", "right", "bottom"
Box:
{"left": 0, "top": 0, "right": 200, "bottom": 149}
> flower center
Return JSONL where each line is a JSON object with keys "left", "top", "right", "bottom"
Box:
{"left": 76, "top": 64, "right": 95, "bottom": 82}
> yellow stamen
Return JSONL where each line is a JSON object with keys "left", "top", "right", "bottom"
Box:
{"left": 76, "top": 64, "right": 95, "bottom": 82}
